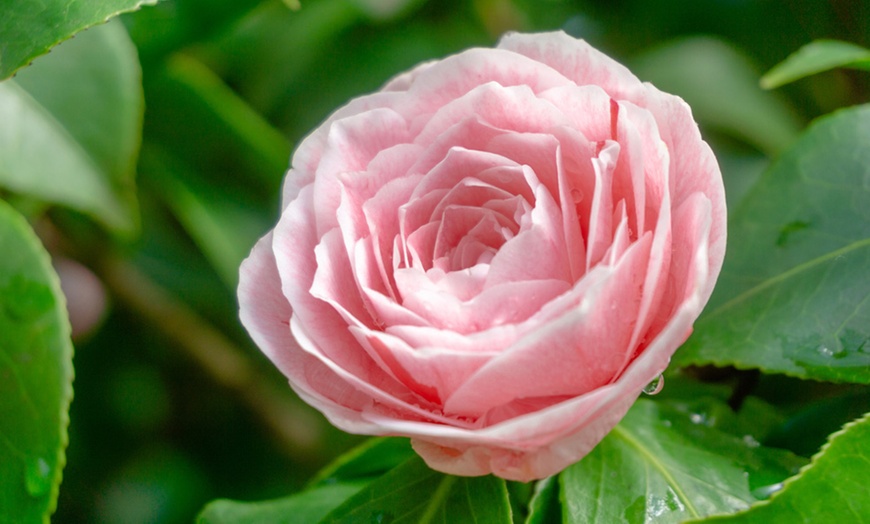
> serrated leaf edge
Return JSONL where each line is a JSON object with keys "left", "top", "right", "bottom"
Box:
{"left": 684, "top": 410, "right": 870, "bottom": 522}
{"left": 0, "top": 201, "right": 75, "bottom": 523}
{"left": 2, "top": 0, "right": 160, "bottom": 80}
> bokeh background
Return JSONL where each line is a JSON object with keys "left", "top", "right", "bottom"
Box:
{"left": 50, "top": 0, "right": 869, "bottom": 522}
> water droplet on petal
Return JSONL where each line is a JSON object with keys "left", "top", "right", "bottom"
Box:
{"left": 25, "top": 457, "right": 52, "bottom": 497}
{"left": 642, "top": 374, "right": 664, "bottom": 395}
{"left": 570, "top": 188, "right": 584, "bottom": 203}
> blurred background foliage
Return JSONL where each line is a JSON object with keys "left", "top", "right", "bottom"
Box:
{"left": 15, "top": 0, "right": 866, "bottom": 522}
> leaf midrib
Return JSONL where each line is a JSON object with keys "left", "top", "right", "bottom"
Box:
{"left": 611, "top": 424, "right": 701, "bottom": 519}
{"left": 704, "top": 238, "right": 870, "bottom": 320}
{"left": 416, "top": 475, "right": 456, "bottom": 524}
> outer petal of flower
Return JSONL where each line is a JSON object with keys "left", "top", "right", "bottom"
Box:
{"left": 239, "top": 30, "right": 727, "bottom": 482}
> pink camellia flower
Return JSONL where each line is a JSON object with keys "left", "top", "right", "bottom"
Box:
{"left": 239, "top": 31, "right": 726, "bottom": 481}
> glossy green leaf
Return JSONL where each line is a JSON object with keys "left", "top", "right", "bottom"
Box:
{"left": 764, "top": 388, "right": 870, "bottom": 457}
{"left": 525, "top": 476, "right": 560, "bottom": 524}
{"left": 321, "top": 456, "right": 512, "bottom": 523}
{"left": 674, "top": 104, "right": 870, "bottom": 384}
{"left": 195, "top": 438, "right": 414, "bottom": 524}
{"left": 691, "top": 411, "right": 870, "bottom": 523}
{"left": 559, "top": 399, "right": 805, "bottom": 524}
{"left": 307, "top": 437, "right": 414, "bottom": 487}
{"left": 633, "top": 37, "right": 802, "bottom": 156}
{"left": 0, "top": 201, "right": 74, "bottom": 523}
{"left": 0, "top": 0, "right": 157, "bottom": 79}
{"left": 658, "top": 391, "right": 786, "bottom": 445}
{"left": 197, "top": 482, "right": 367, "bottom": 524}
{"left": 761, "top": 40, "right": 870, "bottom": 89}
{"left": 0, "top": 21, "right": 142, "bottom": 234}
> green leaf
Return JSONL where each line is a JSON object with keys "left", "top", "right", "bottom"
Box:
{"left": 321, "top": 456, "right": 513, "bottom": 523}
{"left": 559, "top": 399, "right": 805, "bottom": 524}
{"left": 0, "top": 200, "right": 74, "bottom": 523}
{"left": 349, "top": 0, "right": 427, "bottom": 20}
{"left": 761, "top": 40, "right": 870, "bottom": 89}
{"left": 690, "top": 411, "right": 870, "bottom": 523}
{"left": 307, "top": 437, "right": 414, "bottom": 487}
{"left": 632, "top": 37, "right": 803, "bottom": 156}
{"left": 195, "top": 438, "right": 414, "bottom": 524}
{"left": 143, "top": 54, "right": 291, "bottom": 196}
{"left": 123, "top": 0, "right": 265, "bottom": 61}
{"left": 0, "top": 21, "right": 142, "bottom": 234}
{"left": 674, "top": 104, "right": 870, "bottom": 384}
{"left": 197, "top": 482, "right": 367, "bottom": 524}
{"left": 764, "top": 388, "right": 870, "bottom": 457}
{"left": 0, "top": 0, "right": 157, "bottom": 79}
{"left": 525, "top": 476, "right": 560, "bottom": 524}
{"left": 654, "top": 371, "right": 792, "bottom": 443}
{"left": 204, "top": 0, "right": 364, "bottom": 118}
{"left": 140, "top": 146, "right": 272, "bottom": 290}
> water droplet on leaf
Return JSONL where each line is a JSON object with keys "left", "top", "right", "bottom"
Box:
{"left": 752, "top": 482, "right": 784, "bottom": 499}
{"left": 816, "top": 344, "right": 845, "bottom": 358}
{"left": 742, "top": 434, "right": 760, "bottom": 448}
{"left": 642, "top": 374, "right": 664, "bottom": 395}
{"left": 690, "top": 413, "right": 707, "bottom": 425}
{"left": 25, "top": 457, "right": 51, "bottom": 497}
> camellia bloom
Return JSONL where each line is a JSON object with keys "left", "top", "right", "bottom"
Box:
{"left": 239, "top": 31, "right": 726, "bottom": 481}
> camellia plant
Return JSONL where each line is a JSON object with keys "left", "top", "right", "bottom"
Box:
{"left": 1, "top": 1, "right": 868, "bottom": 523}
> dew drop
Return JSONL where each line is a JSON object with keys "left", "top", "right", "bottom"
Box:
{"left": 642, "top": 374, "right": 664, "bottom": 395}
{"left": 751, "top": 482, "right": 784, "bottom": 499}
{"left": 25, "top": 457, "right": 51, "bottom": 497}
{"left": 647, "top": 496, "right": 669, "bottom": 518}
{"left": 817, "top": 345, "right": 835, "bottom": 357}
{"left": 689, "top": 413, "right": 707, "bottom": 425}
{"left": 570, "top": 188, "right": 584, "bottom": 203}
{"left": 742, "top": 434, "right": 760, "bottom": 448}
{"left": 816, "top": 344, "right": 845, "bottom": 358}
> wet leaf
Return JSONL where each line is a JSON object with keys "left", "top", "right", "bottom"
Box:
{"left": 0, "top": 201, "right": 74, "bottom": 523}
{"left": 690, "top": 411, "right": 870, "bottom": 523}
{"left": 560, "top": 399, "right": 805, "bottom": 524}
{"left": 675, "top": 104, "right": 870, "bottom": 384}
